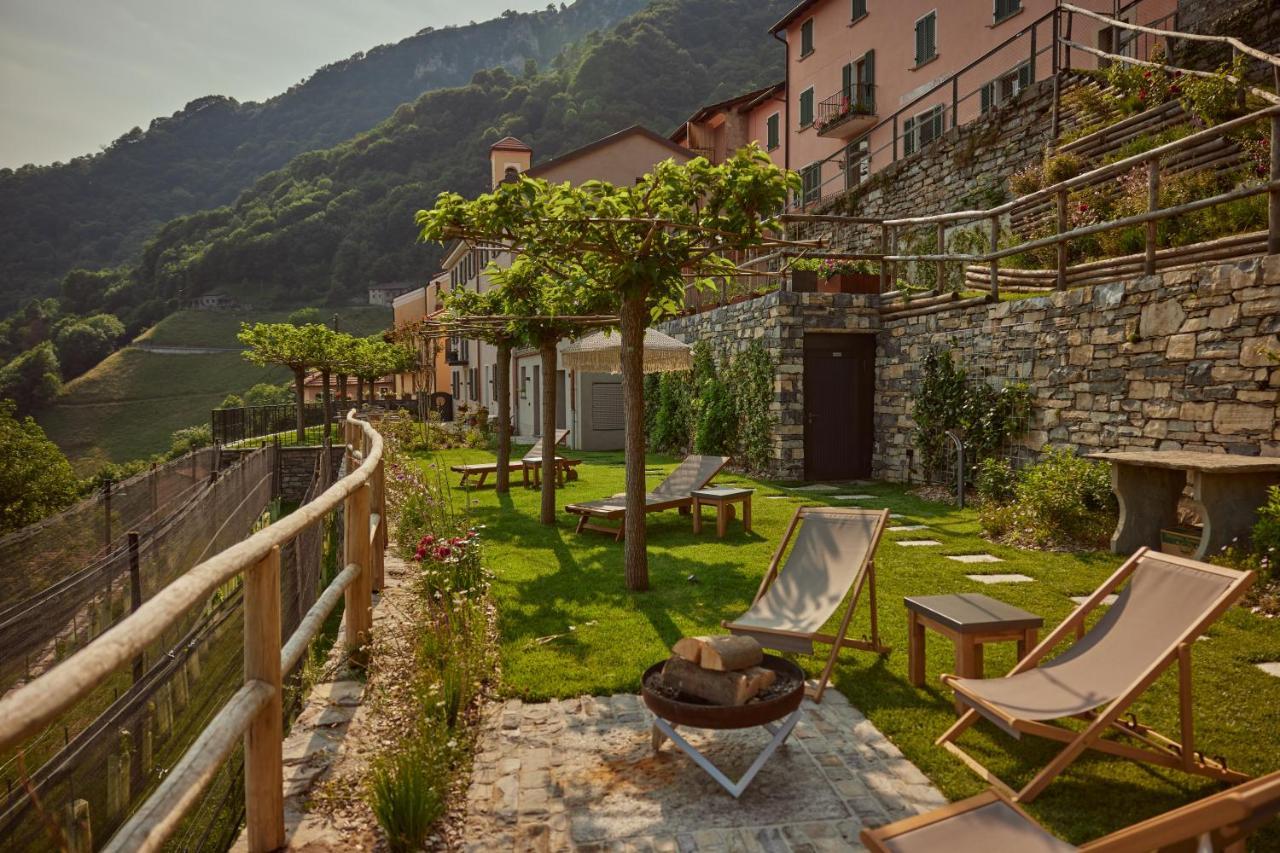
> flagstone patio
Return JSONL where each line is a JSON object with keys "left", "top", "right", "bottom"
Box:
{"left": 461, "top": 688, "right": 946, "bottom": 851}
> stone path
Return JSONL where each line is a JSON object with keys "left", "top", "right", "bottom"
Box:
{"left": 461, "top": 689, "right": 947, "bottom": 851}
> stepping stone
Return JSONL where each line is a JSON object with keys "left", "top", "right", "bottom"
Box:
{"left": 833, "top": 494, "right": 876, "bottom": 501}
{"left": 765, "top": 495, "right": 794, "bottom": 500}
{"left": 1069, "top": 594, "right": 1119, "bottom": 606}
{"left": 889, "top": 525, "right": 929, "bottom": 532}
{"left": 967, "top": 573, "right": 1035, "bottom": 584}
{"left": 947, "top": 554, "right": 1003, "bottom": 564}
{"left": 896, "top": 540, "right": 941, "bottom": 547}
{"left": 791, "top": 484, "right": 840, "bottom": 492}
{"left": 1256, "top": 663, "right": 1280, "bottom": 678}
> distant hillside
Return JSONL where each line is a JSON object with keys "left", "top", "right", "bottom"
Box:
{"left": 0, "top": 0, "right": 650, "bottom": 308}
{"left": 38, "top": 306, "right": 390, "bottom": 470}
{"left": 134, "top": 0, "right": 790, "bottom": 307}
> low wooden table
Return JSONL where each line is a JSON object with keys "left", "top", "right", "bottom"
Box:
{"left": 691, "top": 487, "right": 753, "bottom": 538}
{"left": 905, "top": 593, "right": 1042, "bottom": 713}
{"left": 1087, "top": 450, "right": 1280, "bottom": 560}
{"left": 522, "top": 456, "right": 581, "bottom": 488}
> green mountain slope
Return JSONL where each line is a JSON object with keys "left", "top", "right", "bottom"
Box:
{"left": 135, "top": 0, "right": 790, "bottom": 307}
{"left": 0, "top": 0, "right": 650, "bottom": 307}
{"left": 38, "top": 307, "right": 389, "bottom": 470}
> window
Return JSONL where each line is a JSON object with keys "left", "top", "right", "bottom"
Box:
{"left": 800, "top": 18, "right": 814, "bottom": 57}
{"left": 451, "top": 371, "right": 459, "bottom": 399}
{"left": 488, "top": 365, "right": 497, "bottom": 398}
{"left": 766, "top": 113, "right": 780, "bottom": 151}
{"left": 799, "top": 87, "right": 815, "bottom": 128}
{"left": 801, "top": 163, "right": 822, "bottom": 204}
{"left": 981, "top": 61, "right": 1034, "bottom": 113}
{"left": 994, "top": 0, "right": 1020, "bottom": 23}
{"left": 914, "top": 11, "right": 937, "bottom": 66}
{"left": 851, "top": 0, "right": 867, "bottom": 21}
{"left": 902, "top": 105, "right": 944, "bottom": 156}
{"left": 470, "top": 367, "right": 479, "bottom": 401}
{"left": 842, "top": 50, "right": 875, "bottom": 111}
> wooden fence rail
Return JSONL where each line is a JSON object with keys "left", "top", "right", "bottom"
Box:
{"left": 0, "top": 410, "right": 386, "bottom": 852}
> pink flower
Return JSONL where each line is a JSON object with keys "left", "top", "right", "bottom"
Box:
{"left": 419, "top": 534, "right": 436, "bottom": 547}
{"left": 435, "top": 545, "right": 452, "bottom": 560}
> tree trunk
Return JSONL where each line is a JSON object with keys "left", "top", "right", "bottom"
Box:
{"left": 355, "top": 376, "right": 365, "bottom": 405}
{"left": 620, "top": 293, "right": 649, "bottom": 591}
{"left": 293, "top": 369, "right": 306, "bottom": 443}
{"left": 336, "top": 373, "right": 348, "bottom": 409}
{"left": 539, "top": 338, "right": 558, "bottom": 525}
{"left": 495, "top": 340, "right": 513, "bottom": 494}
{"left": 321, "top": 369, "right": 332, "bottom": 442}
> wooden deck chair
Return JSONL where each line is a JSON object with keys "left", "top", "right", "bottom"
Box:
{"left": 564, "top": 455, "right": 729, "bottom": 540}
{"left": 862, "top": 769, "right": 1280, "bottom": 852}
{"left": 937, "top": 547, "right": 1255, "bottom": 803}
{"left": 450, "top": 429, "right": 569, "bottom": 487}
{"left": 722, "top": 506, "right": 891, "bottom": 703}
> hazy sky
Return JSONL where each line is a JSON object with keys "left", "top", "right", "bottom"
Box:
{"left": 0, "top": 0, "right": 547, "bottom": 168}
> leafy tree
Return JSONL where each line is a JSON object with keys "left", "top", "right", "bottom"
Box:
{"left": 419, "top": 147, "right": 795, "bottom": 585}
{"left": 288, "top": 307, "right": 323, "bottom": 326}
{"left": 168, "top": 424, "right": 213, "bottom": 458}
{"left": 243, "top": 381, "right": 294, "bottom": 406}
{"left": 344, "top": 336, "right": 415, "bottom": 404}
{"left": 0, "top": 401, "right": 80, "bottom": 534}
{"left": 0, "top": 342, "right": 62, "bottom": 414}
{"left": 53, "top": 313, "right": 125, "bottom": 378}
{"left": 219, "top": 393, "right": 245, "bottom": 409}
{"left": 238, "top": 322, "right": 333, "bottom": 441}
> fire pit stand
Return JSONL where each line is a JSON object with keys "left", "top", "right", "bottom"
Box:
{"left": 641, "top": 654, "right": 806, "bottom": 798}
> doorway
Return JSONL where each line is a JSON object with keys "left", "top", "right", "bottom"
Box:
{"left": 803, "top": 333, "right": 875, "bottom": 480}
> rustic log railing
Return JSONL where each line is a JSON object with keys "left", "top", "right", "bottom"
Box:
{"left": 0, "top": 409, "right": 386, "bottom": 852}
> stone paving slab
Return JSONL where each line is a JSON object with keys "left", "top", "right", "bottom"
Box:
{"left": 462, "top": 688, "right": 946, "bottom": 851}
{"left": 894, "top": 540, "right": 941, "bottom": 547}
{"left": 966, "top": 573, "right": 1035, "bottom": 584}
{"left": 1069, "top": 594, "right": 1119, "bottom": 606}
{"left": 789, "top": 485, "right": 840, "bottom": 492}
{"left": 832, "top": 494, "right": 877, "bottom": 501}
{"left": 1257, "top": 662, "right": 1280, "bottom": 678}
{"left": 887, "top": 525, "right": 929, "bottom": 532}
{"left": 946, "top": 554, "right": 1003, "bottom": 564}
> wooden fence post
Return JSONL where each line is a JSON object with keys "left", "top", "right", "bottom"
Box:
{"left": 1269, "top": 114, "right": 1280, "bottom": 255}
{"left": 988, "top": 215, "right": 1001, "bottom": 300}
{"left": 343, "top": 483, "right": 373, "bottom": 666}
{"left": 935, "top": 222, "right": 946, "bottom": 291}
{"left": 879, "top": 224, "right": 890, "bottom": 293}
{"left": 1145, "top": 158, "right": 1160, "bottom": 274}
{"left": 62, "top": 799, "right": 92, "bottom": 853}
{"left": 373, "top": 456, "right": 386, "bottom": 592}
{"left": 244, "top": 545, "right": 284, "bottom": 852}
{"left": 1056, "top": 189, "right": 1068, "bottom": 290}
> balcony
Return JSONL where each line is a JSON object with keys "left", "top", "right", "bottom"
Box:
{"left": 815, "top": 84, "right": 877, "bottom": 139}
{"left": 445, "top": 347, "right": 468, "bottom": 366}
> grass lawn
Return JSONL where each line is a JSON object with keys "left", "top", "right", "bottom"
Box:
{"left": 414, "top": 447, "right": 1280, "bottom": 847}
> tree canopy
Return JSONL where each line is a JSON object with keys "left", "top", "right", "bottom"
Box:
{"left": 0, "top": 401, "right": 80, "bottom": 534}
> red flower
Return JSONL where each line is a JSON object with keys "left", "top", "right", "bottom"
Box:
{"left": 419, "top": 534, "right": 435, "bottom": 547}
{"left": 435, "top": 545, "right": 452, "bottom": 560}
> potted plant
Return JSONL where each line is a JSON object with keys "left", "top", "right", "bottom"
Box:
{"left": 790, "top": 258, "right": 820, "bottom": 292}
{"left": 791, "top": 258, "right": 880, "bottom": 294}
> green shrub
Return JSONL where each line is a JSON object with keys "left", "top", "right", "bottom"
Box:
{"left": 168, "top": 423, "right": 212, "bottom": 458}
{"left": 1181, "top": 56, "right": 1247, "bottom": 124}
{"left": 1254, "top": 485, "right": 1280, "bottom": 561}
{"left": 980, "top": 448, "right": 1116, "bottom": 550}
{"left": 1042, "top": 152, "right": 1084, "bottom": 185}
{"left": 694, "top": 377, "right": 734, "bottom": 455}
{"left": 975, "top": 457, "right": 1017, "bottom": 505}
{"left": 727, "top": 342, "right": 774, "bottom": 472}
{"left": 369, "top": 734, "right": 451, "bottom": 852}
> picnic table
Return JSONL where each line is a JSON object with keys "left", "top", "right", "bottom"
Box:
{"left": 1087, "top": 450, "right": 1280, "bottom": 559}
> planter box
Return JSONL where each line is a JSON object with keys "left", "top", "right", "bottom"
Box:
{"left": 820, "top": 272, "right": 880, "bottom": 294}
{"left": 1160, "top": 525, "right": 1201, "bottom": 558}
{"left": 791, "top": 269, "right": 818, "bottom": 292}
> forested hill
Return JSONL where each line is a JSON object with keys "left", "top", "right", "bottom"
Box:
{"left": 0, "top": 0, "right": 649, "bottom": 307}
{"left": 134, "top": 0, "right": 790, "bottom": 308}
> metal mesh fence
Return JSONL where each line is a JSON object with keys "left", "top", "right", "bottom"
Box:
{"left": 211, "top": 403, "right": 327, "bottom": 446}
{"left": 0, "top": 446, "right": 325, "bottom": 851}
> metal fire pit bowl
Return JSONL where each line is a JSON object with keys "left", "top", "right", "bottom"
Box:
{"left": 641, "top": 654, "right": 805, "bottom": 730}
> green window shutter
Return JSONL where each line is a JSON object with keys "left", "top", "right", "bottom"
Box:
{"left": 981, "top": 82, "right": 994, "bottom": 113}
{"left": 1018, "top": 61, "right": 1034, "bottom": 89}
{"left": 767, "top": 114, "right": 779, "bottom": 150}
{"left": 902, "top": 116, "right": 916, "bottom": 156}
{"left": 863, "top": 50, "right": 876, "bottom": 110}
{"left": 914, "top": 18, "right": 925, "bottom": 64}
{"left": 927, "top": 14, "right": 936, "bottom": 61}
{"left": 852, "top": 0, "right": 866, "bottom": 19}
{"left": 800, "top": 89, "right": 814, "bottom": 127}
{"left": 842, "top": 64, "right": 853, "bottom": 103}
{"left": 801, "top": 19, "right": 814, "bottom": 55}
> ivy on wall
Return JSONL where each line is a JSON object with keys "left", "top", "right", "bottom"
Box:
{"left": 911, "top": 347, "right": 1032, "bottom": 476}
{"left": 645, "top": 339, "right": 775, "bottom": 472}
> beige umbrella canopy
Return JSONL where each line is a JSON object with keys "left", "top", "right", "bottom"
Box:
{"left": 560, "top": 327, "right": 691, "bottom": 374}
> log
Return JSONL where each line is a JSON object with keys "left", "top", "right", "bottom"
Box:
{"left": 744, "top": 665, "right": 777, "bottom": 694}
{"left": 661, "top": 656, "right": 760, "bottom": 706}
{"left": 671, "top": 635, "right": 763, "bottom": 671}
{"left": 672, "top": 636, "right": 708, "bottom": 664}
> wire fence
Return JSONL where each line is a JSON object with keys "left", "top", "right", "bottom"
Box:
{"left": 0, "top": 444, "right": 338, "bottom": 851}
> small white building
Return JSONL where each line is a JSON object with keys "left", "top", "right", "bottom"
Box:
{"left": 368, "top": 283, "right": 415, "bottom": 306}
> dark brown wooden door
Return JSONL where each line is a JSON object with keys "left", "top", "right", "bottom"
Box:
{"left": 804, "top": 333, "right": 875, "bottom": 480}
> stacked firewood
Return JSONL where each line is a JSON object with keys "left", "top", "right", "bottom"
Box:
{"left": 660, "top": 635, "right": 777, "bottom": 706}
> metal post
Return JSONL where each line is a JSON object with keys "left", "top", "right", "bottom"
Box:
{"left": 1051, "top": 11, "right": 1061, "bottom": 142}
{"left": 1270, "top": 115, "right": 1280, "bottom": 255}
{"left": 879, "top": 224, "right": 890, "bottom": 293}
{"left": 951, "top": 77, "right": 959, "bottom": 129}
{"left": 888, "top": 226, "right": 898, "bottom": 292}
{"left": 935, "top": 222, "right": 947, "bottom": 291}
{"left": 988, "top": 215, "right": 1001, "bottom": 300}
{"left": 127, "top": 533, "right": 143, "bottom": 683}
{"left": 1146, "top": 158, "right": 1160, "bottom": 274}
{"left": 892, "top": 115, "right": 899, "bottom": 162}
{"left": 244, "top": 546, "right": 284, "bottom": 852}
{"left": 1029, "top": 19, "right": 1037, "bottom": 84}
{"left": 1056, "top": 189, "right": 1069, "bottom": 290}
{"left": 1064, "top": 10, "right": 1073, "bottom": 71}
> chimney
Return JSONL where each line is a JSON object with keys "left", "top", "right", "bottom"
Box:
{"left": 489, "top": 136, "right": 532, "bottom": 189}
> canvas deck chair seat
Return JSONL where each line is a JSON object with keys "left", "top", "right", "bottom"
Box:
{"left": 937, "top": 547, "right": 1256, "bottom": 803}
{"left": 565, "top": 455, "right": 729, "bottom": 540}
{"left": 450, "top": 429, "right": 569, "bottom": 487}
{"left": 722, "top": 507, "right": 890, "bottom": 702}
{"left": 862, "top": 770, "right": 1280, "bottom": 853}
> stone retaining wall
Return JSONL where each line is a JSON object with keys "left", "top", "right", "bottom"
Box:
{"left": 876, "top": 258, "right": 1280, "bottom": 480}
{"left": 660, "top": 291, "right": 879, "bottom": 479}
{"left": 218, "top": 446, "right": 343, "bottom": 503}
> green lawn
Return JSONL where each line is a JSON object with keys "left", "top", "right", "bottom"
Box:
{"left": 414, "top": 447, "right": 1280, "bottom": 847}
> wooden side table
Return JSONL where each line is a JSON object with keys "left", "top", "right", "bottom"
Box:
{"left": 522, "top": 456, "right": 580, "bottom": 488}
{"left": 904, "top": 593, "right": 1043, "bottom": 713}
{"left": 691, "top": 487, "right": 753, "bottom": 538}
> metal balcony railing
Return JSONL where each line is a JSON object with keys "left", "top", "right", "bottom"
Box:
{"left": 815, "top": 83, "right": 877, "bottom": 138}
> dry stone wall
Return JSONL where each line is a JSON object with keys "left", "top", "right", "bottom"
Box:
{"left": 659, "top": 292, "right": 879, "bottom": 480}
{"left": 876, "top": 258, "right": 1280, "bottom": 481}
